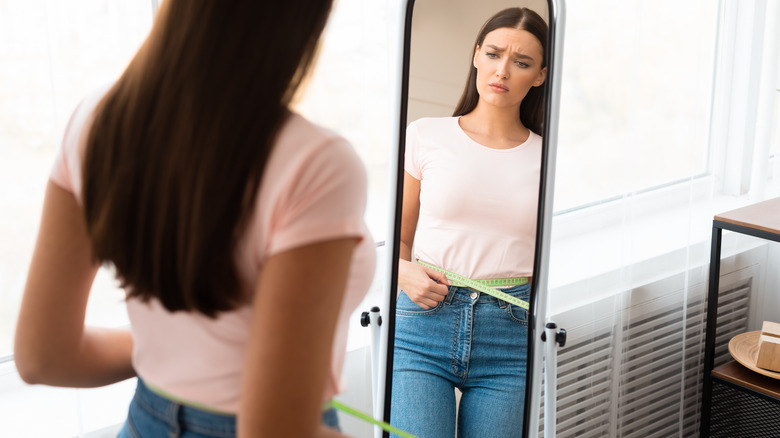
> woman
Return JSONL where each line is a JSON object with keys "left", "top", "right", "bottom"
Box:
{"left": 13, "top": 1, "right": 374, "bottom": 437}
{"left": 390, "top": 7, "right": 547, "bottom": 438}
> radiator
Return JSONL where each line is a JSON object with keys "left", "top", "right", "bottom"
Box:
{"left": 539, "top": 270, "right": 753, "bottom": 438}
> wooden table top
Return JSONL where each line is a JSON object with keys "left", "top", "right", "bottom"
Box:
{"left": 713, "top": 360, "right": 780, "bottom": 399}
{"left": 714, "top": 197, "right": 780, "bottom": 235}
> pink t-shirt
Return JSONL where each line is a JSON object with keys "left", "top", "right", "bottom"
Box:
{"left": 50, "top": 89, "right": 375, "bottom": 413}
{"left": 405, "top": 117, "right": 541, "bottom": 279}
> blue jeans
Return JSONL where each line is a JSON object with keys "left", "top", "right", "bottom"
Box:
{"left": 117, "top": 378, "right": 340, "bottom": 437}
{"left": 391, "top": 284, "right": 530, "bottom": 438}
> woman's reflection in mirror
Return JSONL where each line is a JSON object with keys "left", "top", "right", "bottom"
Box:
{"left": 391, "top": 7, "right": 547, "bottom": 438}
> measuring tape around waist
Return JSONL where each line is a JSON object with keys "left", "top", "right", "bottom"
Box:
{"left": 147, "top": 380, "right": 419, "bottom": 437}
{"left": 416, "top": 260, "right": 530, "bottom": 311}
{"left": 325, "top": 400, "right": 419, "bottom": 438}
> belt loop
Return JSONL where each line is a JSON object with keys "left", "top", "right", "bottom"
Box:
{"left": 166, "top": 401, "right": 182, "bottom": 438}
{"left": 497, "top": 297, "right": 508, "bottom": 309}
{"left": 444, "top": 286, "right": 456, "bottom": 304}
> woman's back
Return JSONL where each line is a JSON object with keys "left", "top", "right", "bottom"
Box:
{"left": 50, "top": 90, "right": 375, "bottom": 413}
{"left": 15, "top": 3, "right": 376, "bottom": 436}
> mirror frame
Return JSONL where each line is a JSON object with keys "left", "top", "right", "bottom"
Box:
{"left": 380, "top": 1, "right": 565, "bottom": 436}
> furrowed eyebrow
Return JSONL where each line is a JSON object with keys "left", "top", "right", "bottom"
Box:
{"left": 486, "top": 44, "right": 536, "bottom": 61}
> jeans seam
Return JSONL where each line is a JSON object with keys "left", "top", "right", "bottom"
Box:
{"left": 397, "top": 305, "right": 442, "bottom": 316}
{"left": 127, "top": 414, "right": 141, "bottom": 438}
{"left": 506, "top": 305, "right": 529, "bottom": 326}
{"left": 184, "top": 422, "right": 236, "bottom": 437}
{"left": 461, "top": 301, "right": 474, "bottom": 386}
{"left": 136, "top": 393, "right": 173, "bottom": 424}
{"left": 451, "top": 302, "right": 460, "bottom": 376}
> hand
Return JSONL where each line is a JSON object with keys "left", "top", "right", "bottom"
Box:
{"left": 398, "top": 259, "right": 450, "bottom": 309}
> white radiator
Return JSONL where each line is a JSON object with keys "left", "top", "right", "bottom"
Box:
{"left": 539, "top": 267, "right": 755, "bottom": 438}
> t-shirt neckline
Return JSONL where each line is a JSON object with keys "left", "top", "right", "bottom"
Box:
{"left": 454, "top": 116, "right": 535, "bottom": 152}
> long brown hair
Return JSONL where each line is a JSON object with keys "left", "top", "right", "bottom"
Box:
{"left": 452, "top": 7, "right": 548, "bottom": 135}
{"left": 82, "top": 0, "right": 334, "bottom": 317}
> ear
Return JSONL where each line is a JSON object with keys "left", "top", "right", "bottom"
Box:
{"left": 473, "top": 45, "right": 480, "bottom": 68}
{"left": 534, "top": 67, "right": 547, "bottom": 87}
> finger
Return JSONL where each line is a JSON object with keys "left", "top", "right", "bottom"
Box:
{"left": 413, "top": 302, "right": 430, "bottom": 310}
{"left": 427, "top": 281, "right": 449, "bottom": 298}
{"left": 410, "top": 296, "right": 435, "bottom": 310}
{"left": 410, "top": 288, "right": 444, "bottom": 308}
{"left": 417, "top": 297, "right": 440, "bottom": 309}
{"left": 425, "top": 268, "right": 451, "bottom": 286}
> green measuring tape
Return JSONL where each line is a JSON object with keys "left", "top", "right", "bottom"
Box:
{"left": 325, "top": 400, "right": 419, "bottom": 438}
{"left": 416, "top": 260, "right": 530, "bottom": 310}
{"left": 149, "top": 381, "right": 417, "bottom": 436}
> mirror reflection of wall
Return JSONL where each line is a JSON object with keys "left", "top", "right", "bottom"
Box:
{"left": 390, "top": 2, "right": 552, "bottom": 437}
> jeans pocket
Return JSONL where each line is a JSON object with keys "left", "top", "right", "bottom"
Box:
{"left": 504, "top": 288, "right": 530, "bottom": 326}
{"left": 506, "top": 304, "right": 529, "bottom": 326}
{"left": 396, "top": 291, "right": 444, "bottom": 316}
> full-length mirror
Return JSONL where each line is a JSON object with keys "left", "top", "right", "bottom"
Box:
{"left": 384, "top": 1, "right": 557, "bottom": 437}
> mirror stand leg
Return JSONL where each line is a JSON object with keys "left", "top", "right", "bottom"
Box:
{"left": 541, "top": 322, "right": 567, "bottom": 438}
{"left": 360, "top": 307, "right": 383, "bottom": 429}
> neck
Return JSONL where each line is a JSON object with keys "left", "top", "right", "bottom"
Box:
{"left": 463, "top": 101, "right": 526, "bottom": 138}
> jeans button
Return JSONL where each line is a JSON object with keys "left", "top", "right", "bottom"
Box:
{"left": 470, "top": 292, "right": 478, "bottom": 299}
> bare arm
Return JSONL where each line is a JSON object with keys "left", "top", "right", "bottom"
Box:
{"left": 397, "top": 172, "right": 449, "bottom": 309}
{"left": 14, "top": 181, "right": 134, "bottom": 387}
{"left": 238, "top": 238, "right": 359, "bottom": 437}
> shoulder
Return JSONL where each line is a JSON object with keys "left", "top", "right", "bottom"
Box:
{"left": 61, "top": 83, "right": 115, "bottom": 157}
{"left": 276, "top": 112, "right": 340, "bottom": 145}
{"left": 527, "top": 130, "right": 544, "bottom": 150}
{"left": 253, "top": 114, "right": 369, "bottom": 255}
{"left": 278, "top": 113, "right": 358, "bottom": 156}
{"left": 406, "top": 117, "right": 461, "bottom": 147}
{"left": 62, "top": 84, "right": 114, "bottom": 151}
{"left": 407, "top": 116, "right": 459, "bottom": 133}
{"left": 266, "top": 113, "right": 366, "bottom": 190}
{"left": 50, "top": 83, "right": 114, "bottom": 198}
{"left": 274, "top": 113, "right": 363, "bottom": 171}
{"left": 528, "top": 130, "right": 543, "bottom": 143}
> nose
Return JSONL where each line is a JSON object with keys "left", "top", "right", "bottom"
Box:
{"left": 496, "top": 59, "right": 510, "bottom": 79}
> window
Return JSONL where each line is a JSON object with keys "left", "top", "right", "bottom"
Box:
{"left": 0, "top": 1, "right": 153, "bottom": 359}
{"left": 549, "top": 0, "right": 780, "bottom": 297}
{"left": 553, "top": 0, "right": 719, "bottom": 213}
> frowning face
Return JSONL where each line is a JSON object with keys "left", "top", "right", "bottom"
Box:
{"left": 473, "top": 27, "right": 546, "bottom": 110}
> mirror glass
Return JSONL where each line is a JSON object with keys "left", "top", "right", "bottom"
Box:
{"left": 386, "top": 1, "right": 552, "bottom": 436}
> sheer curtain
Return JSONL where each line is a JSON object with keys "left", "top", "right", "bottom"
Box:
{"left": 539, "top": 0, "right": 780, "bottom": 436}
{"left": 0, "top": 2, "right": 151, "bottom": 436}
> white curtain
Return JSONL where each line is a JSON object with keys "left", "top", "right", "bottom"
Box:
{"left": 539, "top": 0, "right": 780, "bottom": 436}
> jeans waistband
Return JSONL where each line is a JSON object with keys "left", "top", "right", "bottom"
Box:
{"left": 132, "top": 378, "right": 237, "bottom": 436}
{"left": 132, "top": 378, "right": 341, "bottom": 434}
{"left": 444, "top": 283, "right": 530, "bottom": 308}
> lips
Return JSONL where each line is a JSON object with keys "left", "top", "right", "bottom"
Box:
{"left": 488, "top": 82, "right": 509, "bottom": 92}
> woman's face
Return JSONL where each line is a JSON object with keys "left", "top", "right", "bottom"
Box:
{"left": 473, "top": 27, "right": 546, "bottom": 110}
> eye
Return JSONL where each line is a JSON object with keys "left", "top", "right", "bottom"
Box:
{"left": 515, "top": 60, "right": 530, "bottom": 68}
{"left": 486, "top": 52, "right": 499, "bottom": 59}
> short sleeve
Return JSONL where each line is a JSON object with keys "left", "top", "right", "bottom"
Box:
{"left": 49, "top": 87, "right": 108, "bottom": 201}
{"left": 50, "top": 101, "right": 88, "bottom": 194}
{"left": 404, "top": 122, "right": 422, "bottom": 180}
{"left": 266, "top": 138, "right": 368, "bottom": 256}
